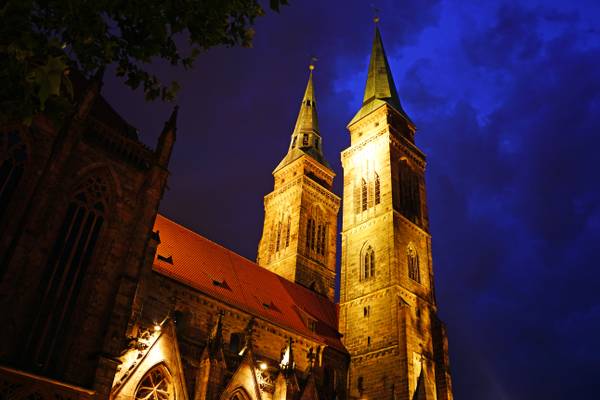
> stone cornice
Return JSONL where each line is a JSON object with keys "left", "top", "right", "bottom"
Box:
{"left": 389, "top": 130, "right": 427, "bottom": 169}
{"left": 273, "top": 152, "right": 335, "bottom": 180}
{"left": 84, "top": 117, "right": 154, "bottom": 169}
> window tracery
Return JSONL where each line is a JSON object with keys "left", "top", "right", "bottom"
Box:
{"left": 26, "top": 173, "right": 109, "bottom": 370}
{"left": 355, "top": 171, "right": 381, "bottom": 214}
{"left": 361, "top": 178, "right": 368, "bottom": 211}
{"left": 306, "top": 207, "right": 327, "bottom": 257}
{"left": 374, "top": 172, "right": 380, "bottom": 205}
{"left": 135, "top": 365, "right": 174, "bottom": 400}
{"left": 270, "top": 212, "right": 291, "bottom": 259}
{"left": 362, "top": 245, "right": 375, "bottom": 280}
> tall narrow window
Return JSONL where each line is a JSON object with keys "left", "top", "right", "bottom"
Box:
{"left": 25, "top": 174, "right": 109, "bottom": 372}
{"left": 275, "top": 221, "right": 282, "bottom": 252}
{"left": 362, "top": 246, "right": 375, "bottom": 280}
{"left": 306, "top": 218, "right": 314, "bottom": 250}
{"left": 399, "top": 161, "right": 421, "bottom": 224}
{"left": 407, "top": 243, "right": 421, "bottom": 283}
{"left": 374, "top": 172, "right": 381, "bottom": 205}
{"left": 285, "top": 216, "right": 291, "bottom": 248}
{"left": 316, "top": 224, "right": 323, "bottom": 254}
{"left": 303, "top": 134, "right": 309, "bottom": 146}
{"left": 310, "top": 219, "right": 316, "bottom": 250}
{"left": 361, "top": 178, "right": 368, "bottom": 211}
{"left": 268, "top": 222, "right": 276, "bottom": 257}
{"left": 319, "top": 225, "right": 326, "bottom": 256}
{"left": 0, "top": 130, "right": 28, "bottom": 224}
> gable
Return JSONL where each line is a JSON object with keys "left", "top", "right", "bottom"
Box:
{"left": 111, "top": 321, "right": 189, "bottom": 400}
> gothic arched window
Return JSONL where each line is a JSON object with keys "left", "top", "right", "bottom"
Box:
{"left": 362, "top": 245, "right": 375, "bottom": 280}
{"left": 275, "top": 220, "right": 282, "bottom": 252}
{"left": 0, "top": 130, "right": 28, "bottom": 223}
{"left": 374, "top": 172, "right": 381, "bottom": 205}
{"left": 317, "top": 224, "right": 326, "bottom": 256}
{"left": 306, "top": 217, "right": 315, "bottom": 251}
{"left": 407, "top": 243, "right": 420, "bottom": 283}
{"left": 26, "top": 174, "right": 109, "bottom": 371}
{"left": 361, "top": 178, "right": 368, "bottom": 211}
{"left": 399, "top": 161, "right": 421, "bottom": 224}
{"left": 135, "top": 365, "right": 174, "bottom": 400}
{"left": 285, "top": 215, "right": 291, "bottom": 248}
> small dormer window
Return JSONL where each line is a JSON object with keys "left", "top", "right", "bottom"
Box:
{"left": 212, "top": 279, "right": 229, "bottom": 289}
{"left": 308, "top": 319, "right": 317, "bottom": 332}
{"left": 157, "top": 254, "right": 173, "bottom": 264}
{"left": 315, "top": 137, "right": 320, "bottom": 149}
{"left": 303, "top": 134, "right": 308, "bottom": 146}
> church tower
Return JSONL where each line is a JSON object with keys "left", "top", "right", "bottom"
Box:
{"left": 339, "top": 25, "right": 453, "bottom": 399}
{"left": 257, "top": 65, "right": 340, "bottom": 300}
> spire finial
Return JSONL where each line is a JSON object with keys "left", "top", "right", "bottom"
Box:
{"left": 308, "top": 56, "right": 317, "bottom": 71}
{"left": 371, "top": 4, "right": 380, "bottom": 24}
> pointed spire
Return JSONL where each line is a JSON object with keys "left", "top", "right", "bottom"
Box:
{"left": 274, "top": 62, "right": 329, "bottom": 172}
{"left": 156, "top": 105, "right": 178, "bottom": 167}
{"left": 76, "top": 67, "right": 105, "bottom": 120}
{"left": 163, "top": 105, "right": 179, "bottom": 135}
{"left": 349, "top": 24, "right": 413, "bottom": 127}
{"left": 364, "top": 26, "right": 400, "bottom": 108}
{"left": 292, "top": 64, "right": 319, "bottom": 135}
{"left": 206, "top": 311, "right": 224, "bottom": 359}
{"left": 238, "top": 317, "right": 255, "bottom": 356}
{"left": 279, "top": 337, "right": 295, "bottom": 374}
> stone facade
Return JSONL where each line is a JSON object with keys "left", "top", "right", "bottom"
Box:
{"left": 0, "top": 74, "right": 176, "bottom": 398}
{"left": 339, "top": 27, "right": 453, "bottom": 400}
{"left": 113, "top": 269, "right": 349, "bottom": 400}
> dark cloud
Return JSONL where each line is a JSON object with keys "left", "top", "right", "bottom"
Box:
{"left": 417, "top": 3, "right": 600, "bottom": 399}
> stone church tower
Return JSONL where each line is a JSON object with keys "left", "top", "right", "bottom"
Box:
{"left": 338, "top": 26, "right": 453, "bottom": 399}
{"left": 257, "top": 66, "right": 340, "bottom": 301}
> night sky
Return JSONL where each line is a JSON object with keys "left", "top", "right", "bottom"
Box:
{"left": 102, "top": 1, "right": 600, "bottom": 399}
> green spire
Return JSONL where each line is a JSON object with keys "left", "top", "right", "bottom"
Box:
{"left": 274, "top": 64, "right": 329, "bottom": 172}
{"left": 349, "top": 25, "right": 413, "bottom": 127}
{"left": 292, "top": 67, "right": 319, "bottom": 134}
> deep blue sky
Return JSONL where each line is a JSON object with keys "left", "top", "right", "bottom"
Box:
{"left": 103, "top": 1, "right": 600, "bottom": 399}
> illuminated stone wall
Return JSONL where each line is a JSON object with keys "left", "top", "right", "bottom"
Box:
{"left": 339, "top": 105, "right": 453, "bottom": 400}
{"left": 136, "top": 271, "right": 349, "bottom": 399}
{"left": 0, "top": 100, "right": 173, "bottom": 398}
{"left": 256, "top": 155, "right": 340, "bottom": 301}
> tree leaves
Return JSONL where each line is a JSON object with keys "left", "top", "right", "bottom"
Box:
{"left": 0, "top": 0, "right": 288, "bottom": 124}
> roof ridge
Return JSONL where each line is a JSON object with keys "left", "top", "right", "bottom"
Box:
{"left": 156, "top": 213, "right": 258, "bottom": 266}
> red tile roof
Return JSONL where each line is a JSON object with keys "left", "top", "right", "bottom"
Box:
{"left": 152, "top": 214, "right": 345, "bottom": 352}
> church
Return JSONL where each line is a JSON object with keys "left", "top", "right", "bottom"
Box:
{"left": 0, "top": 25, "right": 453, "bottom": 400}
